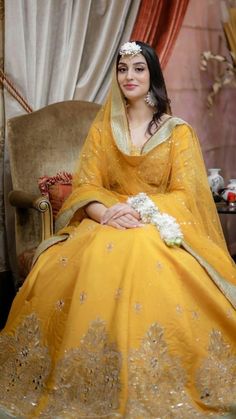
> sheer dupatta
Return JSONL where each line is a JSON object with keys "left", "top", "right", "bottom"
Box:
{"left": 34, "top": 71, "right": 236, "bottom": 309}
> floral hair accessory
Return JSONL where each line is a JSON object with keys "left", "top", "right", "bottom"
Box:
{"left": 119, "top": 41, "right": 142, "bottom": 57}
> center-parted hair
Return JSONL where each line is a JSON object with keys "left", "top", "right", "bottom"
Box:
{"left": 116, "top": 41, "right": 171, "bottom": 134}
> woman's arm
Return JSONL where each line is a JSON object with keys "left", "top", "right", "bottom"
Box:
{"left": 84, "top": 202, "right": 107, "bottom": 223}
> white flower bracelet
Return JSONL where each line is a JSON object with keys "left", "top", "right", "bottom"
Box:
{"left": 127, "top": 193, "right": 183, "bottom": 247}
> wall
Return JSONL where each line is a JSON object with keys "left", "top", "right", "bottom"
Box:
{"left": 164, "top": 0, "right": 236, "bottom": 254}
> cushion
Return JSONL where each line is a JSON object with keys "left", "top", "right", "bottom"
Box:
{"left": 38, "top": 172, "right": 72, "bottom": 218}
{"left": 48, "top": 183, "right": 72, "bottom": 217}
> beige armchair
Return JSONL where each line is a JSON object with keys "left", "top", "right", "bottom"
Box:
{"left": 8, "top": 100, "right": 101, "bottom": 280}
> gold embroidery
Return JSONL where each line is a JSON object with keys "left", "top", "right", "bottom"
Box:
{"left": 0, "top": 314, "right": 51, "bottom": 417}
{"left": 41, "top": 318, "right": 121, "bottom": 418}
{"left": 79, "top": 291, "right": 87, "bottom": 304}
{"left": 58, "top": 255, "right": 68, "bottom": 266}
{"left": 191, "top": 310, "right": 200, "bottom": 320}
{"left": 125, "top": 323, "right": 212, "bottom": 418}
{"left": 115, "top": 287, "right": 122, "bottom": 300}
{"left": 55, "top": 299, "right": 65, "bottom": 311}
{"left": 176, "top": 304, "right": 184, "bottom": 314}
{"left": 134, "top": 302, "right": 142, "bottom": 313}
{"left": 156, "top": 260, "right": 163, "bottom": 272}
{"left": 106, "top": 242, "right": 115, "bottom": 252}
{"left": 0, "top": 314, "right": 235, "bottom": 418}
{"left": 196, "top": 329, "right": 236, "bottom": 410}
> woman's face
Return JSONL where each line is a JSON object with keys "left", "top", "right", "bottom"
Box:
{"left": 117, "top": 54, "right": 150, "bottom": 103}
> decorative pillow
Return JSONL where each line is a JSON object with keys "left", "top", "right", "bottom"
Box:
{"left": 38, "top": 172, "right": 73, "bottom": 218}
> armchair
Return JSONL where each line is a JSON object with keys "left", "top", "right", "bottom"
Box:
{"left": 7, "top": 100, "right": 101, "bottom": 281}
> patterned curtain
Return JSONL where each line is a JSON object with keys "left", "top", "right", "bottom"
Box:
{"left": 131, "top": 0, "right": 189, "bottom": 68}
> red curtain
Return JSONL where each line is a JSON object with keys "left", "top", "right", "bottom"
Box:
{"left": 131, "top": 0, "right": 189, "bottom": 68}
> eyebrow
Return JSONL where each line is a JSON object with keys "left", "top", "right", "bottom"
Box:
{"left": 118, "top": 61, "right": 147, "bottom": 66}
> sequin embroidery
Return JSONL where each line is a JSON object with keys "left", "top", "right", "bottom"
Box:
{"left": 0, "top": 314, "right": 51, "bottom": 417}
{"left": 0, "top": 315, "right": 235, "bottom": 418}
{"left": 79, "top": 291, "right": 87, "bottom": 304}
{"left": 125, "top": 322, "right": 208, "bottom": 418}
{"left": 41, "top": 318, "right": 122, "bottom": 418}
{"left": 106, "top": 242, "right": 115, "bottom": 252}
{"left": 196, "top": 329, "right": 236, "bottom": 410}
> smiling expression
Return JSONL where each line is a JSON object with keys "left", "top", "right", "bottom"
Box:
{"left": 117, "top": 54, "right": 150, "bottom": 103}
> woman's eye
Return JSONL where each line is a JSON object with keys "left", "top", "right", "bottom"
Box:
{"left": 118, "top": 67, "right": 126, "bottom": 73}
{"left": 135, "top": 67, "right": 144, "bottom": 72}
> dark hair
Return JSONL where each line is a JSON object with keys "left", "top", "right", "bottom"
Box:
{"left": 116, "top": 41, "right": 171, "bottom": 135}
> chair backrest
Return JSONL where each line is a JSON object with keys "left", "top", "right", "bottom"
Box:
{"left": 7, "top": 100, "right": 101, "bottom": 257}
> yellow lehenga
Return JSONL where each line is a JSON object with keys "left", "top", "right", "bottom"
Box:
{"left": 0, "top": 77, "right": 236, "bottom": 419}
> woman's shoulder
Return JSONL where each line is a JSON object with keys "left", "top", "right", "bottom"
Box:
{"left": 167, "top": 115, "right": 189, "bottom": 127}
{"left": 166, "top": 115, "right": 194, "bottom": 135}
{"left": 150, "top": 115, "right": 192, "bottom": 144}
{"left": 166, "top": 116, "right": 200, "bottom": 149}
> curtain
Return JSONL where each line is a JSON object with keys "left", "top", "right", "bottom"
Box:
{"left": 73, "top": 1, "right": 141, "bottom": 103}
{"left": 131, "top": 0, "right": 189, "bottom": 68}
{"left": 4, "top": 0, "right": 140, "bottom": 116}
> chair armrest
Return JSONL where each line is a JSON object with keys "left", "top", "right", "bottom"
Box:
{"left": 9, "top": 190, "right": 48, "bottom": 211}
{"left": 9, "top": 190, "right": 54, "bottom": 240}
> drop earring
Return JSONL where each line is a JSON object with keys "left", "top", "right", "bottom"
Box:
{"left": 144, "top": 91, "right": 157, "bottom": 108}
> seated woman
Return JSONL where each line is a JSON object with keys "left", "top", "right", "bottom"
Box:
{"left": 0, "top": 41, "right": 236, "bottom": 419}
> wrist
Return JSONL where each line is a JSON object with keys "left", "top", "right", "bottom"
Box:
{"left": 84, "top": 202, "right": 107, "bottom": 223}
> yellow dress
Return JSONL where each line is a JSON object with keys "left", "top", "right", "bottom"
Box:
{"left": 0, "top": 79, "right": 236, "bottom": 419}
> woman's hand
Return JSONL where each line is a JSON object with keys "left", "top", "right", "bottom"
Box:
{"left": 101, "top": 203, "right": 142, "bottom": 230}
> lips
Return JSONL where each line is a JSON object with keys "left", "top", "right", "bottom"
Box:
{"left": 124, "top": 84, "right": 137, "bottom": 90}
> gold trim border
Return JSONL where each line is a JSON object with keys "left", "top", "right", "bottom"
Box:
{"left": 182, "top": 240, "right": 236, "bottom": 310}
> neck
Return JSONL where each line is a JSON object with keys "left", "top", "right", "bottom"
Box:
{"left": 127, "top": 100, "right": 154, "bottom": 125}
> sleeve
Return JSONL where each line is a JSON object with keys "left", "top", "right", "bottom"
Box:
{"left": 55, "top": 123, "right": 119, "bottom": 231}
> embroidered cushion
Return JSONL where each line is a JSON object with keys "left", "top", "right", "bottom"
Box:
{"left": 38, "top": 172, "right": 73, "bottom": 218}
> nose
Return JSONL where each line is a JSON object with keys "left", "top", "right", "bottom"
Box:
{"left": 126, "top": 68, "right": 134, "bottom": 80}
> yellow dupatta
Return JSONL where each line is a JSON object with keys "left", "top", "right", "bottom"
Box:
{"left": 34, "top": 72, "right": 236, "bottom": 308}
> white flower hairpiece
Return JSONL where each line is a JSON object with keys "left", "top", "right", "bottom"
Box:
{"left": 119, "top": 42, "right": 142, "bottom": 57}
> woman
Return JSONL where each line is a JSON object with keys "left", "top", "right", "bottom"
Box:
{"left": 0, "top": 41, "right": 236, "bottom": 418}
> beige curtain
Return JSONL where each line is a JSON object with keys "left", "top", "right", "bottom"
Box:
{"left": 73, "top": 1, "right": 142, "bottom": 103}
{"left": 3, "top": 0, "right": 140, "bottom": 279}
{"left": 4, "top": 0, "right": 140, "bottom": 117}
